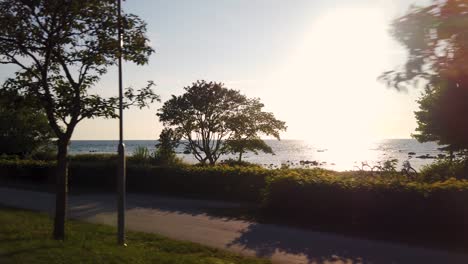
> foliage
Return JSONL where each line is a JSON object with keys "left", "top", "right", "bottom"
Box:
{"left": 419, "top": 158, "right": 468, "bottom": 182}
{"left": 0, "top": 0, "right": 158, "bottom": 239}
{"left": 4, "top": 157, "right": 468, "bottom": 246}
{"left": 224, "top": 139, "right": 274, "bottom": 162}
{"left": 153, "top": 128, "right": 182, "bottom": 166}
{"left": 0, "top": 89, "right": 54, "bottom": 156}
{"left": 3, "top": 155, "right": 468, "bottom": 199}
{"left": 373, "top": 158, "right": 398, "bottom": 173}
{"left": 28, "top": 146, "right": 57, "bottom": 161}
{"left": 0, "top": 158, "right": 56, "bottom": 184}
{"left": 0, "top": 0, "right": 159, "bottom": 139}
{"left": 413, "top": 80, "right": 468, "bottom": 151}
{"left": 0, "top": 207, "right": 269, "bottom": 264}
{"left": 262, "top": 169, "right": 468, "bottom": 246}
{"left": 158, "top": 81, "right": 285, "bottom": 165}
{"left": 130, "top": 146, "right": 152, "bottom": 164}
{"left": 380, "top": 0, "right": 468, "bottom": 90}
{"left": 158, "top": 81, "right": 246, "bottom": 165}
{"left": 381, "top": 0, "right": 468, "bottom": 152}
{"left": 4, "top": 158, "right": 468, "bottom": 246}
{"left": 219, "top": 158, "right": 262, "bottom": 168}
{"left": 69, "top": 153, "right": 118, "bottom": 163}
{"left": 224, "top": 98, "right": 286, "bottom": 162}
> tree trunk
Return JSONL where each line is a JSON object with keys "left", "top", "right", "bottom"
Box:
{"left": 238, "top": 152, "right": 243, "bottom": 162}
{"left": 53, "top": 138, "right": 69, "bottom": 240}
{"left": 207, "top": 154, "right": 215, "bottom": 165}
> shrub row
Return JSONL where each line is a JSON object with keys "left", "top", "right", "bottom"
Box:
{"left": 2, "top": 158, "right": 468, "bottom": 246}
{"left": 0, "top": 158, "right": 269, "bottom": 202}
{"left": 263, "top": 169, "right": 468, "bottom": 245}
{"left": 0, "top": 159, "right": 56, "bottom": 183}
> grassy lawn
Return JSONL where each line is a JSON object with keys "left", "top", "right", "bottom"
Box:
{"left": 0, "top": 207, "right": 269, "bottom": 264}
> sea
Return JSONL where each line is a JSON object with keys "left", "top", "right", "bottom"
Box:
{"left": 70, "top": 139, "right": 446, "bottom": 171}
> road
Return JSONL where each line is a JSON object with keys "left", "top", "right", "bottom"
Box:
{"left": 1, "top": 187, "right": 467, "bottom": 264}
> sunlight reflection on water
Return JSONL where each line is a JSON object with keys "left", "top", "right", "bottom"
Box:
{"left": 70, "top": 139, "right": 444, "bottom": 171}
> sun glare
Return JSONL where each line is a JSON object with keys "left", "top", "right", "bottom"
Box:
{"left": 268, "top": 7, "right": 391, "bottom": 142}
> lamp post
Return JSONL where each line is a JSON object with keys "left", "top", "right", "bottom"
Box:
{"left": 117, "top": 0, "right": 126, "bottom": 246}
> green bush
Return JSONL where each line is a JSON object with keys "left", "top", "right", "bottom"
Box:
{"left": 0, "top": 159, "right": 56, "bottom": 183}
{"left": 152, "top": 127, "right": 183, "bottom": 166}
{"left": 129, "top": 146, "right": 151, "bottom": 165}
{"left": 0, "top": 158, "right": 269, "bottom": 201}
{"left": 219, "top": 158, "right": 261, "bottom": 168}
{"left": 151, "top": 153, "right": 184, "bottom": 167}
{"left": 0, "top": 154, "right": 21, "bottom": 160}
{"left": 262, "top": 168, "right": 468, "bottom": 244}
{"left": 69, "top": 153, "right": 118, "bottom": 163}
{"left": 126, "top": 165, "right": 269, "bottom": 201}
{"left": 27, "top": 149, "right": 57, "bottom": 161}
{"left": 419, "top": 158, "right": 468, "bottom": 182}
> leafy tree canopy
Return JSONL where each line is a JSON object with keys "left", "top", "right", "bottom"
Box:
{"left": 413, "top": 80, "right": 468, "bottom": 151}
{"left": 0, "top": 0, "right": 158, "bottom": 240}
{"left": 0, "top": 0, "right": 158, "bottom": 142}
{"left": 225, "top": 98, "right": 286, "bottom": 162}
{"left": 0, "top": 89, "right": 54, "bottom": 156}
{"left": 381, "top": 0, "right": 468, "bottom": 90}
{"left": 153, "top": 128, "right": 181, "bottom": 166}
{"left": 158, "top": 80, "right": 286, "bottom": 165}
{"left": 382, "top": 0, "right": 468, "bottom": 152}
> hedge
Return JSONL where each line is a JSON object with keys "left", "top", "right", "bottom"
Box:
{"left": 263, "top": 169, "right": 468, "bottom": 246}
{"left": 0, "top": 159, "right": 56, "bottom": 184}
{"left": 2, "top": 158, "right": 468, "bottom": 246}
{"left": 0, "top": 159, "right": 269, "bottom": 202}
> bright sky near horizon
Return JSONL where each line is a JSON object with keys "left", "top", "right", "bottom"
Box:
{"left": 1, "top": 0, "right": 431, "bottom": 142}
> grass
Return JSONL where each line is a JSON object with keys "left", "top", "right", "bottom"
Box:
{"left": 0, "top": 207, "right": 269, "bottom": 264}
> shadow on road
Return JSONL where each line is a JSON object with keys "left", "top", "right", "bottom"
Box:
{"left": 2, "top": 188, "right": 468, "bottom": 264}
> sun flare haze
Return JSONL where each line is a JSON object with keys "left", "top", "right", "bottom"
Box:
{"left": 0, "top": 0, "right": 427, "bottom": 142}
{"left": 66, "top": 1, "right": 423, "bottom": 142}
{"left": 271, "top": 7, "right": 389, "bottom": 140}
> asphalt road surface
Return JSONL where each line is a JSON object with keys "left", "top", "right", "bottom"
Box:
{"left": 1, "top": 187, "right": 467, "bottom": 264}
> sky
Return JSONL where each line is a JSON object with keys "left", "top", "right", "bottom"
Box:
{"left": 2, "top": 0, "right": 431, "bottom": 141}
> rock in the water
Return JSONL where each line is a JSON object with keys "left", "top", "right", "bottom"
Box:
{"left": 416, "top": 154, "right": 436, "bottom": 159}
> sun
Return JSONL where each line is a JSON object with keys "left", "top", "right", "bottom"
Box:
{"left": 268, "top": 6, "right": 392, "bottom": 142}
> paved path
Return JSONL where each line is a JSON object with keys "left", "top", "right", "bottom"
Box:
{"left": 1, "top": 187, "right": 468, "bottom": 264}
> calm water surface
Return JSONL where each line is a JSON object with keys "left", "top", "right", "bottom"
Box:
{"left": 70, "top": 139, "right": 445, "bottom": 171}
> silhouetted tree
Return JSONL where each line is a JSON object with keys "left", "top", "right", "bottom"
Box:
{"left": 224, "top": 138, "right": 274, "bottom": 163}
{"left": 154, "top": 128, "right": 181, "bottom": 165}
{"left": 413, "top": 80, "right": 468, "bottom": 152}
{"left": 0, "top": 0, "right": 158, "bottom": 240}
{"left": 158, "top": 81, "right": 246, "bottom": 165}
{"left": 0, "top": 89, "right": 54, "bottom": 156}
{"left": 225, "top": 98, "right": 286, "bottom": 162}
{"left": 158, "top": 81, "right": 286, "bottom": 164}
{"left": 381, "top": 0, "right": 468, "bottom": 152}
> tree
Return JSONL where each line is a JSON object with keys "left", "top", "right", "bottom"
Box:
{"left": 158, "top": 81, "right": 286, "bottom": 165}
{"left": 224, "top": 98, "right": 286, "bottom": 162}
{"left": 158, "top": 81, "right": 246, "bottom": 165}
{"left": 224, "top": 138, "right": 274, "bottom": 163}
{"left": 0, "top": 0, "right": 158, "bottom": 240}
{"left": 153, "top": 127, "right": 181, "bottom": 165}
{"left": 381, "top": 0, "right": 468, "bottom": 151}
{"left": 0, "top": 89, "right": 54, "bottom": 156}
{"left": 380, "top": 0, "right": 468, "bottom": 90}
{"left": 413, "top": 80, "right": 468, "bottom": 152}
